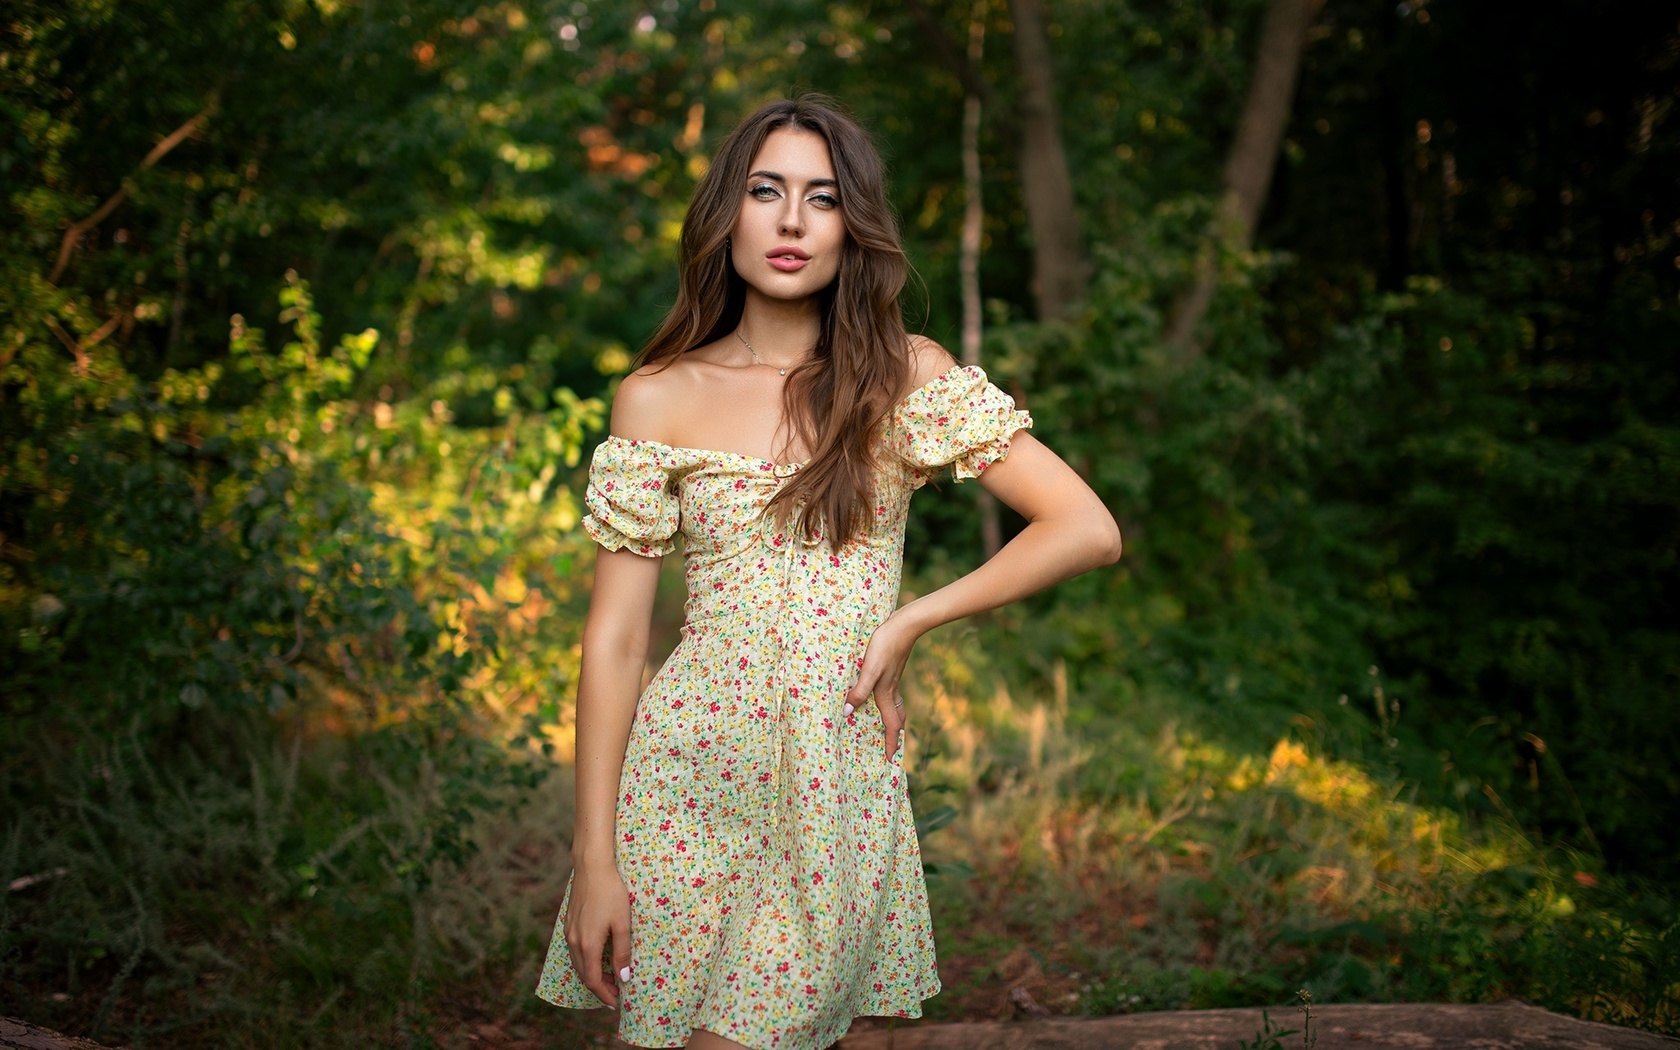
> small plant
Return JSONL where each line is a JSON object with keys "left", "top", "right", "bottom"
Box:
{"left": 1236, "top": 1008, "right": 1299, "bottom": 1050}
{"left": 1236, "top": 990, "right": 1316, "bottom": 1050}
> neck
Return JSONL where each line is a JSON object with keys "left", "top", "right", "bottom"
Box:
{"left": 737, "top": 290, "right": 822, "bottom": 367}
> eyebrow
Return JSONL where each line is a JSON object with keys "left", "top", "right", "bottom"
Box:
{"left": 747, "top": 169, "right": 840, "bottom": 189}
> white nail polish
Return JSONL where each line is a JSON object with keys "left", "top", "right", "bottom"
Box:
{"left": 843, "top": 703, "right": 853, "bottom": 715}
{"left": 619, "top": 965, "right": 632, "bottom": 981}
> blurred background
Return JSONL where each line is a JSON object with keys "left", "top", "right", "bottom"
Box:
{"left": 2, "top": 0, "right": 1676, "bottom": 1045}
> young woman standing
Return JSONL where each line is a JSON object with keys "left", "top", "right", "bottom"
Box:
{"left": 537, "top": 95, "right": 1121, "bottom": 1050}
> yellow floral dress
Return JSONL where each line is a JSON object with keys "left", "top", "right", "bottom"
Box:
{"left": 536, "top": 364, "right": 1032, "bottom": 1050}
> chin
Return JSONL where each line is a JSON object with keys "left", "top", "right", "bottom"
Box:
{"left": 748, "top": 273, "right": 839, "bottom": 302}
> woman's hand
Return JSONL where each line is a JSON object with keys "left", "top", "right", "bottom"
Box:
{"left": 564, "top": 857, "right": 633, "bottom": 1010}
{"left": 844, "top": 610, "right": 922, "bottom": 764}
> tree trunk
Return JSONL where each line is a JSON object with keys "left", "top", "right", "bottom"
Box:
{"left": 1163, "top": 0, "right": 1324, "bottom": 358}
{"left": 1377, "top": 7, "right": 1412, "bottom": 290}
{"left": 961, "top": 1, "right": 1003, "bottom": 559}
{"left": 1008, "top": 0, "right": 1086, "bottom": 321}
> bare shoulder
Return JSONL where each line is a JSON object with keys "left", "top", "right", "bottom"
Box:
{"left": 904, "top": 334, "right": 962, "bottom": 395}
{"left": 609, "top": 358, "right": 693, "bottom": 442}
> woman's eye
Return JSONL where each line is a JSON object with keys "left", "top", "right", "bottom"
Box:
{"left": 750, "top": 184, "right": 779, "bottom": 199}
{"left": 810, "top": 192, "right": 840, "bottom": 208}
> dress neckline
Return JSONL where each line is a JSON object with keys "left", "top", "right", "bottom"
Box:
{"left": 601, "top": 363, "right": 981, "bottom": 473}
{"left": 602, "top": 434, "right": 809, "bottom": 472}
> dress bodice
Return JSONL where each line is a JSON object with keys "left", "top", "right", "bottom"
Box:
{"left": 579, "top": 363, "right": 1033, "bottom": 630}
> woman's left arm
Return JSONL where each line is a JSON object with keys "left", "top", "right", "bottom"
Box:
{"left": 845, "top": 430, "right": 1122, "bottom": 762}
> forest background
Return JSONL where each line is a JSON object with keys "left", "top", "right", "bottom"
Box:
{"left": 3, "top": 0, "right": 1677, "bottom": 1046}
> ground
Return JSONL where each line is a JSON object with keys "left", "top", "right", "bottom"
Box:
{"left": 7, "top": 1001, "right": 1673, "bottom": 1050}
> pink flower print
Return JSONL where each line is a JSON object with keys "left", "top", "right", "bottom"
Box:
{"left": 541, "top": 380, "right": 1031, "bottom": 1041}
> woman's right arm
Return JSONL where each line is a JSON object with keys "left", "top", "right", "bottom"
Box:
{"left": 565, "top": 543, "right": 661, "bottom": 1009}
{"left": 566, "top": 368, "right": 671, "bottom": 1010}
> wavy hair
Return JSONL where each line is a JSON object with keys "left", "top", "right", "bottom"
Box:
{"left": 632, "top": 94, "right": 913, "bottom": 551}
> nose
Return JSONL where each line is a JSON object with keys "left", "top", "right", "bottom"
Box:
{"left": 778, "top": 196, "right": 804, "bottom": 237}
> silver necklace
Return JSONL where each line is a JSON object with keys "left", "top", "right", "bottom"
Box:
{"left": 735, "top": 329, "right": 790, "bottom": 376}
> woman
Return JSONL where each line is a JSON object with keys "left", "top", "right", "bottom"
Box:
{"left": 536, "top": 95, "right": 1121, "bottom": 1050}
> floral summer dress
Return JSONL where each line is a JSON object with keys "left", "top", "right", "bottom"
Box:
{"left": 536, "top": 364, "right": 1032, "bottom": 1050}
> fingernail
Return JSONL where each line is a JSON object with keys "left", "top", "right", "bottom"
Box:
{"left": 843, "top": 703, "right": 854, "bottom": 715}
{"left": 619, "top": 966, "right": 632, "bottom": 981}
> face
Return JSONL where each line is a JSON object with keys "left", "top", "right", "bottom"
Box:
{"left": 730, "top": 126, "right": 846, "bottom": 302}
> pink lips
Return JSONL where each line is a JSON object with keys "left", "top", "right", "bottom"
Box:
{"left": 767, "top": 245, "right": 810, "bottom": 272}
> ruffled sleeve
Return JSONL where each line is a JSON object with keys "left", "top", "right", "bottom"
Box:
{"left": 580, "top": 436, "right": 680, "bottom": 557}
{"left": 892, "top": 364, "right": 1034, "bottom": 483}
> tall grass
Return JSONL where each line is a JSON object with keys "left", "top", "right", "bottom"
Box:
{"left": 0, "top": 713, "right": 603, "bottom": 1048}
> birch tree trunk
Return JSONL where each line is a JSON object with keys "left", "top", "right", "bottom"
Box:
{"left": 961, "top": 1, "right": 1003, "bottom": 559}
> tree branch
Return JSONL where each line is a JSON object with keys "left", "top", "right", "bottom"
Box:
{"left": 45, "top": 314, "right": 122, "bottom": 375}
{"left": 902, "top": 0, "right": 998, "bottom": 109}
{"left": 49, "top": 97, "right": 219, "bottom": 285}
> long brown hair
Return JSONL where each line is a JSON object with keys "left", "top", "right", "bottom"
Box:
{"left": 632, "top": 94, "right": 912, "bottom": 551}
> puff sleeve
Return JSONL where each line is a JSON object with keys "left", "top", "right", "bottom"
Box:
{"left": 893, "top": 364, "right": 1034, "bottom": 483}
{"left": 580, "top": 436, "right": 680, "bottom": 557}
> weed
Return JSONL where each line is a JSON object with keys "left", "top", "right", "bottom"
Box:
{"left": 1236, "top": 1009, "right": 1299, "bottom": 1050}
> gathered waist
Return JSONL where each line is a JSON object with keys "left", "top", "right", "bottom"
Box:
{"left": 679, "top": 592, "right": 881, "bottom": 633}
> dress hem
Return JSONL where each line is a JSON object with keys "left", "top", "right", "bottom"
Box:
{"left": 535, "top": 979, "right": 944, "bottom": 1050}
